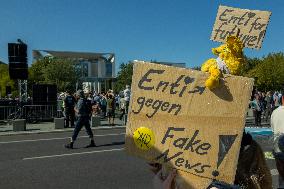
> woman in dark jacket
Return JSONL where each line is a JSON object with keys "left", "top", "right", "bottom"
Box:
{"left": 234, "top": 132, "right": 272, "bottom": 189}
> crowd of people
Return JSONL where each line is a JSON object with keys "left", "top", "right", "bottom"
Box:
{"left": 250, "top": 90, "right": 283, "bottom": 127}
{"left": 60, "top": 85, "right": 131, "bottom": 149}
{"left": 57, "top": 85, "right": 131, "bottom": 127}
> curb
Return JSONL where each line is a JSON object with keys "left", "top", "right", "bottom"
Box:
{"left": 0, "top": 116, "right": 266, "bottom": 137}
{"left": 0, "top": 126, "right": 126, "bottom": 137}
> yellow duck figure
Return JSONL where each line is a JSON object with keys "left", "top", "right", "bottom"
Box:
{"left": 201, "top": 35, "right": 244, "bottom": 89}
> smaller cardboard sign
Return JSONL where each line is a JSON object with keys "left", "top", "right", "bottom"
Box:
{"left": 211, "top": 5, "right": 271, "bottom": 49}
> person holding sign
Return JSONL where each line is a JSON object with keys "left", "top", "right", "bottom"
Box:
{"left": 152, "top": 168, "right": 177, "bottom": 189}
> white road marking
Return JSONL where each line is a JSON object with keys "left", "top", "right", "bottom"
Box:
{"left": 23, "top": 148, "right": 124, "bottom": 160}
{"left": 270, "top": 169, "right": 279, "bottom": 176}
{"left": 0, "top": 133, "right": 125, "bottom": 144}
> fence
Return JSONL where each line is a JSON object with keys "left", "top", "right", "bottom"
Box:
{"left": 0, "top": 105, "right": 58, "bottom": 123}
{"left": 22, "top": 105, "right": 58, "bottom": 121}
{"left": 0, "top": 106, "right": 17, "bottom": 122}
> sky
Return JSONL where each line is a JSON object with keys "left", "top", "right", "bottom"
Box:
{"left": 0, "top": 0, "right": 283, "bottom": 72}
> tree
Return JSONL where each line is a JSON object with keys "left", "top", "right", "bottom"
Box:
{"left": 114, "top": 62, "right": 133, "bottom": 93}
{"left": 28, "top": 57, "right": 50, "bottom": 84}
{"left": 43, "top": 58, "right": 79, "bottom": 92}
{"left": 245, "top": 52, "right": 284, "bottom": 91}
{"left": 239, "top": 56, "right": 262, "bottom": 76}
{"left": 29, "top": 57, "right": 79, "bottom": 92}
{"left": 0, "top": 64, "right": 16, "bottom": 97}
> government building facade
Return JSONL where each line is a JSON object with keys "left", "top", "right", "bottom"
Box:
{"left": 33, "top": 50, "right": 115, "bottom": 93}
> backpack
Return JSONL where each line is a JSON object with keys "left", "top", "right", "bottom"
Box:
{"left": 100, "top": 97, "right": 107, "bottom": 106}
{"left": 65, "top": 95, "right": 75, "bottom": 107}
{"left": 107, "top": 98, "right": 115, "bottom": 110}
{"left": 83, "top": 99, "right": 92, "bottom": 115}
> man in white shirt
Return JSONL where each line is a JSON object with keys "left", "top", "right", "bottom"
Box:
{"left": 271, "top": 95, "right": 284, "bottom": 188}
{"left": 123, "top": 85, "right": 131, "bottom": 113}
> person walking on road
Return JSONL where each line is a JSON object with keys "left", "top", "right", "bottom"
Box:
{"left": 64, "top": 91, "right": 76, "bottom": 128}
{"left": 65, "top": 90, "right": 96, "bottom": 149}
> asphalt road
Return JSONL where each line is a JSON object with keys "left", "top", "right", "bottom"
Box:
{"left": 0, "top": 128, "right": 154, "bottom": 189}
{"left": 0, "top": 128, "right": 279, "bottom": 189}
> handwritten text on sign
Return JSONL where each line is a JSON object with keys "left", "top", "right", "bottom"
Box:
{"left": 211, "top": 5, "right": 271, "bottom": 49}
{"left": 132, "top": 69, "right": 205, "bottom": 118}
{"left": 156, "top": 127, "right": 213, "bottom": 174}
{"left": 154, "top": 127, "right": 238, "bottom": 177}
{"left": 130, "top": 67, "right": 239, "bottom": 177}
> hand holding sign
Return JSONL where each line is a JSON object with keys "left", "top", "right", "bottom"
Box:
{"left": 153, "top": 169, "right": 177, "bottom": 189}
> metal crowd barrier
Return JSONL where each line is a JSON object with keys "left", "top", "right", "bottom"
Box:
{"left": 0, "top": 106, "right": 18, "bottom": 122}
{"left": 22, "top": 105, "right": 57, "bottom": 121}
{"left": 0, "top": 105, "right": 57, "bottom": 122}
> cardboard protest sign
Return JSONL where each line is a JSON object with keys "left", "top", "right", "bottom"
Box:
{"left": 211, "top": 5, "right": 271, "bottom": 49}
{"left": 125, "top": 62, "right": 254, "bottom": 188}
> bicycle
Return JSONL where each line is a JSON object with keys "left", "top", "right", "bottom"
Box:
{"left": 7, "top": 105, "right": 40, "bottom": 124}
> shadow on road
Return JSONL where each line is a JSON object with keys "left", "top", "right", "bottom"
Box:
{"left": 96, "top": 141, "right": 125, "bottom": 147}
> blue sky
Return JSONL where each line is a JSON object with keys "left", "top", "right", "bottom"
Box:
{"left": 0, "top": 0, "right": 283, "bottom": 71}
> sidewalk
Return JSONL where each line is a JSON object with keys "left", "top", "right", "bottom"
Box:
{"left": 245, "top": 116, "right": 270, "bottom": 127}
{"left": 0, "top": 113, "right": 269, "bottom": 136}
{"left": 0, "top": 117, "right": 126, "bottom": 136}
{"left": 245, "top": 108, "right": 271, "bottom": 128}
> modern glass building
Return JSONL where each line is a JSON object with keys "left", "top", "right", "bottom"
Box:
{"left": 33, "top": 50, "right": 115, "bottom": 93}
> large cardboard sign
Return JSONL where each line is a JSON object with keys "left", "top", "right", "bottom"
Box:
{"left": 211, "top": 5, "right": 271, "bottom": 49}
{"left": 125, "top": 62, "right": 254, "bottom": 188}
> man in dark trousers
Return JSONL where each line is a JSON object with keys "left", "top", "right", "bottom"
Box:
{"left": 64, "top": 91, "right": 76, "bottom": 128}
{"left": 65, "top": 90, "right": 96, "bottom": 149}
